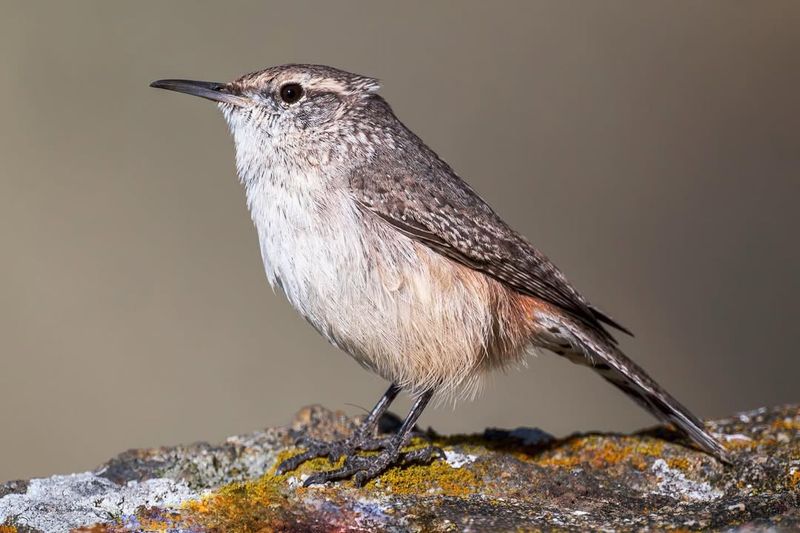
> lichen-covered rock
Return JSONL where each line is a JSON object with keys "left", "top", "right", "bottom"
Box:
{"left": 1, "top": 405, "right": 798, "bottom": 532}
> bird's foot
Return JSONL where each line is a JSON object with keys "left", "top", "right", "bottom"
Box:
{"left": 302, "top": 441, "right": 444, "bottom": 487}
{"left": 276, "top": 431, "right": 393, "bottom": 476}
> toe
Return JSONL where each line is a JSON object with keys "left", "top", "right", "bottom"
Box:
{"left": 400, "top": 445, "right": 443, "bottom": 465}
{"left": 302, "top": 462, "right": 362, "bottom": 487}
{"left": 276, "top": 450, "right": 315, "bottom": 475}
{"left": 302, "top": 471, "right": 331, "bottom": 487}
{"left": 353, "top": 470, "right": 371, "bottom": 487}
{"left": 355, "top": 436, "right": 393, "bottom": 452}
{"left": 294, "top": 435, "right": 322, "bottom": 447}
{"left": 276, "top": 458, "right": 298, "bottom": 475}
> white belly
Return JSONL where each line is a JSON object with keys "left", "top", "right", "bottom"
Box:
{"left": 244, "top": 171, "right": 527, "bottom": 399}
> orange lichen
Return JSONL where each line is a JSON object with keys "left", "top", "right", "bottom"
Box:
{"left": 128, "top": 510, "right": 188, "bottom": 533}
{"left": 536, "top": 436, "right": 665, "bottom": 470}
{"left": 179, "top": 470, "right": 292, "bottom": 531}
{"left": 771, "top": 418, "right": 800, "bottom": 432}
{"left": 667, "top": 457, "right": 692, "bottom": 471}
{"left": 112, "top": 451, "right": 317, "bottom": 532}
{"left": 0, "top": 526, "right": 18, "bottom": 533}
{"left": 535, "top": 449, "right": 582, "bottom": 469}
{"left": 789, "top": 469, "right": 800, "bottom": 490}
{"left": 723, "top": 437, "right": 758, "bottom": 450}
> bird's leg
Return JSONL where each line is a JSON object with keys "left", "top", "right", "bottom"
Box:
{"left": 303, "top": 389, "right": 443, "bottom": 487}
{"left": 276, "top": 383, "right": 401, "bottom": 475}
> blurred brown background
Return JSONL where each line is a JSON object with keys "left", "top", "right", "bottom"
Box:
{"left": 1, "top": 1, "right": 798, "bottom": 482}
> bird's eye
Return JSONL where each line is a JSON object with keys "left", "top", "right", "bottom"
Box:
{"left": 279, "top": 83, "right": 304, "bottom": 104}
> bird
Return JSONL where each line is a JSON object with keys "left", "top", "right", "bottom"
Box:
{"left": 150, "top": 64, "right": 730, "bottom": 486}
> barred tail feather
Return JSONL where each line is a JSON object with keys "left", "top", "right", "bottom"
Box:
{"left": 572, "top": 332, "right": 731, "bottom": 464}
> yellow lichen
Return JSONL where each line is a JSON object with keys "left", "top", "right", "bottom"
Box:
{"left": 179, "top": 458, "right": 306, "bottom": 528}
{"left": 134, "top": 443, "right": 483, "bottom": 531}
{"left": 771, "top": 418, "right": 800, "bottom": 432}
{"left": 366, "top": 458, "right": 480, "bottom": 497}
{"left": 536, "top": 436, "right": 665, "bottom": 470}
{"left": 178, "top": 476, "right": 287, "bottom": 531}
{"left": 272, "top": 441, "right": 482, "bottom": 497}
{"left": 724, "top": 437, "right": 758, "bottom": 450}
{"left": 667, "top": 457, "right": 692, "bottom": 471}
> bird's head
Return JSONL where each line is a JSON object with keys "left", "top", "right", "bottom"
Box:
{"left": 151, "top": 64, "right": 388, "bottom": 180}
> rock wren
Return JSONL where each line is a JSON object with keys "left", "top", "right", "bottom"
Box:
{"left": 151, "top": 64, "right": 729, "bottom": 485}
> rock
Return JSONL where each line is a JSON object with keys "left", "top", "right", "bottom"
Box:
{"left": 1, "top": 405, "right": 798, "bottom": 532}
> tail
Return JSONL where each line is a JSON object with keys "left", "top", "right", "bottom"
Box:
{"left": 571, "top": 329, "right": 731, "bottom": 464}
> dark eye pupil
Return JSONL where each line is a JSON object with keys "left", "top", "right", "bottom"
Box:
{"left": 280, "top": 83, "right": 303, "bottom": 104}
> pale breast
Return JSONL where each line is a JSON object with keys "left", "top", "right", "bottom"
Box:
{"left": 245, "top": 170, "right": 536, "bottom": 399}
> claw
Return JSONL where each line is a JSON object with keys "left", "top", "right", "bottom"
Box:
{"left": 302, "top": 471, "right": 330, "bottom": 487}
{"left": 327, "top": 450, "right": 342, "bottom": 462}
{"left": 276, "top": 451, "right": 310, "bottom": 475}
{"left": 356, "top": 436, "right": 392, "bottom": 452}
{"left": 303, "top": 457, "right": 361, "bottom": 486}
{"left": 402, "top": 445, "right": 444, "bottom": 464}
{"left": 353, "top": 470, "right": 370, "bottom": 487}
{"left": 278, "top": 437, "right": 337, "bottom": 475}
{"left": 294, "top": 435, "right": 318, "bottom": 447}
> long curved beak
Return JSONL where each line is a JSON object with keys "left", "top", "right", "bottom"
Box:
{"left": 149, "top": 79, "right": 250, "bottom": 106}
